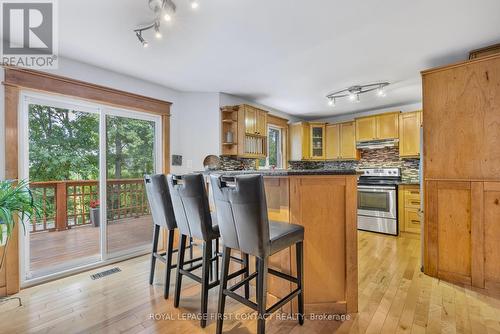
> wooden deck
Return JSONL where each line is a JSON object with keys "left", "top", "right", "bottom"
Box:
{"left": 29, "top": 216, "right": 153, "bottom": 276}
{"left": 2, "top": 231, "right": 500, "bottom": 333}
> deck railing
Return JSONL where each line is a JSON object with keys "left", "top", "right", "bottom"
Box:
{"left": 30, "top": 179, "right": 150, "bottom": 233}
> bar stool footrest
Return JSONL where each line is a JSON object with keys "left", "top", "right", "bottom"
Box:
{"left": 266, "top": 288, "right": 301, "bottom": 314}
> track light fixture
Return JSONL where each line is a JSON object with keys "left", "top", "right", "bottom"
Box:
{"left": 134, "top": 0, "right": 200, "bottom": 47}
{"left": 326, "top": 82, "right": 389, "bottom": 106}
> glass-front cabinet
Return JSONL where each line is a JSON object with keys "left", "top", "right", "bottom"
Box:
{"left": 309, "top": 123, "right": 326, "bottom": 159}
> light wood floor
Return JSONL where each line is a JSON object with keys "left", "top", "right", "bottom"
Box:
{"left": 2, "top": 231, "right": 500, "bottom": 333}
{"left": 29, "top": 216, "right": 153, "bottom": 275}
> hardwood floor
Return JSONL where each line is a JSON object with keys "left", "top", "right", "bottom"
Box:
{"left": 2, "top": 231, "right": 500, "bottom": 333}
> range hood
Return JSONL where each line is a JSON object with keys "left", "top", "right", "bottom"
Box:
{"left": 356, "top": 139, "right": 399, "bottom": 150}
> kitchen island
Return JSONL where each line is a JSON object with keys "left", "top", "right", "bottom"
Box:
{"left": 206, "top": 170, "right": 359, "bottom": 315}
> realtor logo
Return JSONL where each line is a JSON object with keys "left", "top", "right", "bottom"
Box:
{"left": 1, "top": 0, "right": 58, "bottom": 68}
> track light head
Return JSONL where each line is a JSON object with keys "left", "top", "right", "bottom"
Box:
{"left": 328, "top": 97, "right": 335, "bottom": 107}
{"left": 136, "top": 31, "right": 149, "bottom": 47}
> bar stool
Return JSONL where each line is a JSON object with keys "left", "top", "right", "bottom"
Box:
{"left": 144, "top": 174, "right": 194, "bottom": 299}
{"left": 210, "top": 174, "right": 305, "bottom": 334}
{"left": 167, "top": 173, "right": 249, "bottom": 328}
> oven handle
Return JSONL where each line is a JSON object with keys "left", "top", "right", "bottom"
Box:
{"left": 358, "top": 186, "right": 396, "bottom": 192}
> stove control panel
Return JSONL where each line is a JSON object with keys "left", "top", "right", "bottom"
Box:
{"left": 359, "top": 168, "right": 401, "bottom": 177}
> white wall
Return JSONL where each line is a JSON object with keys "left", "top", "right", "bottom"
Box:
{"left": 171, "top": 92, "right": 221, "bottom": 174}
{"left": 311, "top": 102, "right": 422, "bottom": 123}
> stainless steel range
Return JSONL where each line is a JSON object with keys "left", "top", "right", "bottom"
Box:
{"left": 357, "top": 168, "right": 401, "bottom": 235}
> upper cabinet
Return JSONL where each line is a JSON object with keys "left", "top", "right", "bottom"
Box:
{"left": 220, "top": 104, "right": 268, "bottom": 159}
{"left": 355, "top": 116, "right": 377, "bottom": 141}
{"left": 310, "top": 123, "right": 326, "bottom": 159}
{"left": 326, "top": 122, "right": 359, "bottom": 160}
{"left": 399, "top": 111, "right": 422, "bottom": 157}
{"left": 289, "top": 122, "right": 310, "bottom": 161}
{"left": 377, "top": 112, "right": 399, "bottom": 140}
{"left": 326, "top": 123, "right": 340, "bottom": 160}
{"left": 355, "top": 112, "right": 400, "bottom": 142}
{"left": 244, "top": 105, "right": 267, "bottom": 136}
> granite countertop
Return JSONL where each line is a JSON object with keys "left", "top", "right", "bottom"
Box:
{"left": 202, "top": 169, "right": 361, "bottom": 176}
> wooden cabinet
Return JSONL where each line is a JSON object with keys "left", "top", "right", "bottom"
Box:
{"left": 326, "top": 122, "right": 359, "bottom": 160}
{"left": 377, "top": 112, "right": 399, "bottom": 140}
{"left": 309, "top": 123, "right": 326, "bottom": 159}
{"left": 355, "top": 112, "right": 400, "bottom": 142}
{"left": 355, "top": 116, "right": 377, "bottom": 141}
{"left": 398, "top": 185, "right": 421, "bottom": 234}
{"left": 326, "top": 123, "right": 340, "bottom": 160}
{"left": 244, "top": 107, "right": 256, "bottom": 134}
{"left": 399, "top": 111, "right": 422, "bottom": 157}
{"left": 340, "top": 122, "right": 358, "bottom": 159}
{"left": 422, "top": 54, "right": 500, "bottom": 289}
{"left": 255, "top": 109, "right": 267, "bottom": 136}
{"left": 220, "top": 104, "right": 268, "bottom": 158}
{"left": 289, "top": 122, "right": 310, "bottom": 161}
{"left": 244, "top": 105, "right": 267, "bottom": 136}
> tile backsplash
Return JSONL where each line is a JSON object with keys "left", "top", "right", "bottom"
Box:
{"left": 289, "top": 147, "right": 420, "bottom": 183}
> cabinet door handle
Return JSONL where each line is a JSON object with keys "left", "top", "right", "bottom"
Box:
{"left": 411, "top": 201, "right": 420, "bottom": 205}
{"left": 411, "top": 219, "right": 420, "bottom": 223}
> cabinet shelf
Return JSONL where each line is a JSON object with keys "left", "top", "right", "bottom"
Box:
{"left": 222, "top": 142, "right": 237, "bottom": 145}
{"left": 222, "top": 119, "right": 236, "bottom": 123}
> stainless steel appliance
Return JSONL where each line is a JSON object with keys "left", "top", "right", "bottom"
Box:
{"left": 357, "top": 168, "right": 401, "bottom": 235}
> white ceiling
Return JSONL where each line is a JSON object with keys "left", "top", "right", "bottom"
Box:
{"left": 59, "top": 0, "right": 500, "bottom": 119}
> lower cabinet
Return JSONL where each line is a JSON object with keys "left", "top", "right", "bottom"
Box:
{"left": 424, "top": 180, "right": 500, "bottom": 289}
{"left": 398, "top": 185, "right": 421, "bottom": 234}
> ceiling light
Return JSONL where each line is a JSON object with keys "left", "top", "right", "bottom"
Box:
{"left": 377, "top": 85, "right": 386, "bottom": 97}
{"left": 136, "top": 31, "right": 149, "bottom": 47}
{"left": 154, "top": 23, "right": 162, "bottom": 39}
{"left": 326, "top": 82, "right": 390, "bottom": 106}
{"left": 135, "top": 0, "right": 199, "bottom": 47}
{"left": 328, "top": 97, "right": 336, "bottom": 107}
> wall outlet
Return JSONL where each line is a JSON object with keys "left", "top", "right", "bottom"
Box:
{"left": 172, "top": 155, "right": 182, "bottom": 166}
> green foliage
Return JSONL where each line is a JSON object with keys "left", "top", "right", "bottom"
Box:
{"left": 29, "top": 104, "right": 99, "bottom": 181}
{"left": 0, "top": 179, "right": 41, "bottom": 243}
{"left": 28, "top": 105, "right": 156, "bottom": 182}
{"left": 106, "top": 115, "right": 155, "bottom": 179}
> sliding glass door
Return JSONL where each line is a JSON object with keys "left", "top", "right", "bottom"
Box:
{"left": 20, "top": 93, "right": 162, "bottom": 282}
{"left": 104, "top": 112, "right": 160, "bottom": 257}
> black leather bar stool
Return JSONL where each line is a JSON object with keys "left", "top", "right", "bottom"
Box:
{"left": 144, "top": 174, "right": 195, "bottom": 299}
{"left": 211, "top": 174, "right": 305, "bottom": 334}
{"left": 167, "top": 173, "right": 249, "bottom": 328}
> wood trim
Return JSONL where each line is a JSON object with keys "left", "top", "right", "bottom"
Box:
{"left": 267, "top": 114, "right": 289, "bottom": 128}
{"left": 421, "top": 52, "right": 500, "bottom": 76}
{"left": 424, "top": 180, "right": 438, "bottom": 277}
{"left": 471, "top": 182, "right": 485, "bottom": 288}
{"left": 345, "top": 175, "right": 358, "bottom": 314}
{"left": 469, "top": 43, "right": 500, "bottom": 59}
{"left": 0, "top": 85, "right": 20, "bottom": 296}
{"left": 3, "top": 67, "right": 171, "bottom": 116}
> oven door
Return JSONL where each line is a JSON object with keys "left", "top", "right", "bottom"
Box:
{"left": 357, "top": 186, "right": 397, "bottom": 219}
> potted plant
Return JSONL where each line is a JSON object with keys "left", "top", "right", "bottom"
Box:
{"left": 0, "top": 179, "right": 40, "bottom": 306}
{"left": 89, "top": 199, "right": 100, "bottom": 227}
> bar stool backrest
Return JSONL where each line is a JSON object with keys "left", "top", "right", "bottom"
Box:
{"left": 167, "top": 173, "right": 213, "bottom": 241}
{"left": 210, "top": 174, "right": 270, "bottom": 258}
{"left": 144, "top": 174, "right": 177, "bottom": 230}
